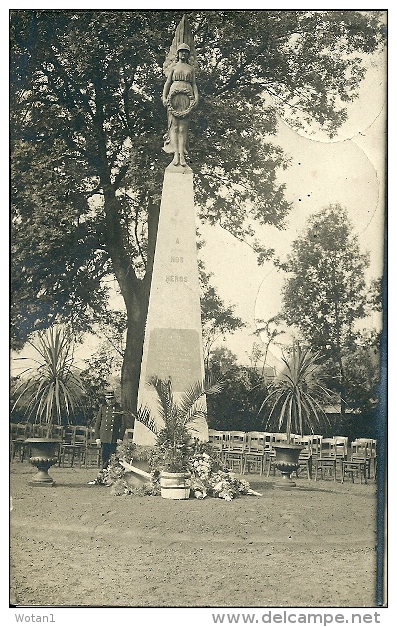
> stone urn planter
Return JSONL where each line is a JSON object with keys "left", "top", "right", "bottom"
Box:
{"left": 159, "top": 471, "right": 191, "bottom": 499}
{"left": 273, "top": 443, "right": 304, "bottom": 488}
{"left": 24, "top": 438, "right": 60, "bottom": 486}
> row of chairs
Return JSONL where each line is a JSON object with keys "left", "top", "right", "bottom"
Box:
{"left": 10, "top": 423, "right": 102, "bottom": 468}
{"left": 58, "top": 426, "right": 101, "bottom": 468}
{"left": 11, "top": 422, "right": 136, "bottom": 468}
{"left": 208, "top": 430, "right": 323, "bottom": 475}
{"left": 208, "top": 430, "right": 377, "bottom": 483}
{"left": 312, "top": 438, "right": 377, "bottom": 483}
{"left": 10, "top": 422, "right": 64, "bottom": 462}
{"left": 207, "top": 430, "right": 300, "bottom": 476}
{"left": 58, "top": 425, "right": 134, "bottom": 467}
{"left": 10, "top": 422, "right": 65, "bottom": 439}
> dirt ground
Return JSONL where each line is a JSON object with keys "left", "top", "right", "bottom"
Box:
{"left": 10, "top": 461, "right": 381, "bottom": 608}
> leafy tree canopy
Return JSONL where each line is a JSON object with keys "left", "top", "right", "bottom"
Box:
{"left": 205, "top": 345, "right": 239, "bottom": 375}
{"left": 11, "top": 10, "right": 385, "bottom": 347}
{"left": 206, "top": 347, "right": 265, "bottom": 431}
{"left": 280, "top": 204, "right": 371, "bottom": 361}
{"left": 199, "top": 263, "right": 245, "bottom": 367}
{"left": 279, "top": 203, "right": 382, "bottom": 423}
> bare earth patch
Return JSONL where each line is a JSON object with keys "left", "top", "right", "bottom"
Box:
{"left": 10, "top": 463, "right": 380, "bottom": 608}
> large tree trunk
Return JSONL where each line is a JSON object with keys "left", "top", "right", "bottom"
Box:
{"left": 120, "top": 285, "right": 149, "bottom": 427}
{"left": 101, "top": 179, "right": 160, "bottom": 424}
{"left": 95, "top": 81, "right": 160, "bottom": 421}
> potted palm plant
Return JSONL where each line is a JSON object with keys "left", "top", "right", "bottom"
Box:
{"left": 258, "top": 343, "right": 331, "bottom": 486}
{"left": 12, "top": 326, "right": 86, "bottom": 485}
{"left": 138, "top": 375, "right": 223, "bottom": 499}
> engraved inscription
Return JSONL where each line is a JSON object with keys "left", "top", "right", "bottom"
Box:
{"left": 166, "top": 275, "right": 187, "bottom": 283}
{"left": 171, "top": 256, "right": 184, "bottom": 263}
{"left": 146, "top": 328, "right": 202, "bottom": 392}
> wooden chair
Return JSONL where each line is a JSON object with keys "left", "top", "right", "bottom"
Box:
{"left": 353, "top": 438, "right": 376, "bottom": 479}
{"left": 346, "top": 440, "right": 371, "bottom": 481}
{"left": 311, "top": 435, "right": 323, "bottom": 460}
{"left": 10, "top": 422, "right": 30, "bottom": 462}
{"left": 50, "top": 425, "right": 65, "bottom": 440}
{"left": 265, "top": 449, "right": 277, "bottom": 477}
{"left": 334, "top": 436, "right": 348, "bottom": 460}
{"left": 296, "top": 437, "right": 313, "bottom": 480}
{"left": 58, "top": 426, "right": 77, "bottom": 467}
{"left": 243, "top": 432, "right": 265, "bottom": 475}
{"left": 314, "top": 439, "right": 337, "bottom": 481}
{"left": 341, "top": 441, "right": 369, "bottom": 484}
{"left": 314, "top": 457, "right": 337, "bottom": 481}
{"left": 273, "top": 432, "right": 288, "bottom": 444}
{"left": 263, "top": 432, "right": 275, "bottom": 453}
{"left": 84, "top": 428, "right": 101, "bottom": 468}
{"left": 70, "top": 426, "right": 89, "bottom": 467}
{"left": 341, "top": 458, "right": 368, "bottom": 484}
{"left": 265, "top": 438, "right": 278, "bottom": 477}
{"left": 224, "top": 431, "right": 246, "bottom": 474}
{"left": 208, "top": 430, "right": 228, "bottom": 463}
{"left": 369, "top": 439, "right": 377, "bottom": 479}
{"left": 319, "top": 437, "right": 335, "bottom": 455}
{"left": 30, "top": 423, "right": 47, "bottom": 438}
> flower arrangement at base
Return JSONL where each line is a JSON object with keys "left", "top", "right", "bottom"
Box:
{"left": 187, "top": 446, "right": 261, "bottom": 500}
{"left": 208, "top": 471, "right": 251, "bottom": 501}
{"left": 90, "top": 442, "right": 160, "bottom": 496}
{"left": 138, "top": 375, "right": 224, "bottom": 476}
{"left": 91, "top": 441, "right": 262, "bottom": 501}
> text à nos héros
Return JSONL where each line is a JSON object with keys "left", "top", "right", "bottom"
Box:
{"left": 166, "top": 254, "right": 187, "bottom": 283}
{"left": 166, "top": 275, "right": 188, "bottom": 283}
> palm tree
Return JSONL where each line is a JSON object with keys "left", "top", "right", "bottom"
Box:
{"left": 137, "top": 375, "right": 223, "bottom": 471}
{"left": 258, "top": 343, "right": 332, "bottom": 443}
{"left": 12, "top": 326, "right": 86, "bottom": 437}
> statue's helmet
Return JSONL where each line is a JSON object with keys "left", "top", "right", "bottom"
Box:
{"left": 177, "top": 43, "right": 190, "bottom": 53}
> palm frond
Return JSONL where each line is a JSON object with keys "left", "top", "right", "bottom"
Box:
{"left": 259, "top": 342, "right": 331, "bottom": 441}
{"left": 204, "top": 371, "right": 225, "bottom": 395}
{"left": 148, "top": 376, "right": 176, "bottom": 423}
{"left": 11, "top": 326, "right": 86, "bottom": 428}
{"left": 136, "top": 405, "right": 159, "bottom": 435}
{"left": 178, "top": 380, "right": 206, "bottom": 420}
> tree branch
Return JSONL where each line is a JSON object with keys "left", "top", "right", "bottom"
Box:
{"left": 47, "top": 49, "right": 94, "bottom": 118}
{"left": 213, "top": 40, "right": 270, "bottom": 97}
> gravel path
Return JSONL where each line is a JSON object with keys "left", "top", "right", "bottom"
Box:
{"left": 10, "top": 463, "right": 380, "bottom": 608}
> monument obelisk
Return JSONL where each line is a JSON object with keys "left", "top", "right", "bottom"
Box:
{"left": 134, "top": 16, "right": 208, "bottom": 445}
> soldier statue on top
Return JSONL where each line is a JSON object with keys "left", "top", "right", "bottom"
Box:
{"left": 162, "top": 15, "right": 199, "bottom": 167}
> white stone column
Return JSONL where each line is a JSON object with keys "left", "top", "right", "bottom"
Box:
{"left": 134, "top": 164, "right": 207, "bottom": 445}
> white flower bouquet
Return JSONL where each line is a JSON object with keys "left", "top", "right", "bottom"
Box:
{"left": 188, "top": 450, "right": 262, "bottom": 500}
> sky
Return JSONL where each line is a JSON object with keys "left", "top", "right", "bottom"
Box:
{"left": 199, "top": 45, "right": 386, "bottom": 365}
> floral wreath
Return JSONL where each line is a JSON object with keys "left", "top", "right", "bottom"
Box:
{"left": 167, "top": 87, "right": 196, "bottom": 118}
